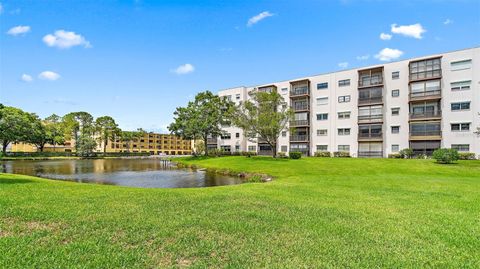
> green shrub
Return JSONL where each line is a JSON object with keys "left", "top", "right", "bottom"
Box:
{"left": 432, "top": 148, "right": 459, "bottom": 164}
{"left": 289, "top": 151, "right": 302, "bottom": 159}
{"left": 314, "top": 151, "right": 331, "bottom": 157}
{"left": 388, "top": 153, "right": 402, "bottom": 159}
{"left": 241, "top": 151, "right": 257, "bottom": 157}
{"left": 399, "top": 148, "right": 414, "bottom": 159}
{"left": 458, "top": 152, "right": 476, "bottom": 160}
{"left": 278, "top": 152, "right": 287, "bottom": 158}
{"left": 333, "top": 151, "right": 350, "bottom": 158}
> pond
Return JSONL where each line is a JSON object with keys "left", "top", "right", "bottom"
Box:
{"left": 0, "top": 158, "right": 242, "bottom": 188}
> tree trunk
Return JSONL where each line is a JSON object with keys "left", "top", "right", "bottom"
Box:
{"left": 204, "top": 134, "right": 209, "bottom": 156}
{"left": 103, "top": 138, "right": 107, "bottom": 154}
{"left": 271, "top": 143, "right": 277, "bottom": 158}
{"left": 2, "top": 141, "right": 8, "bottom": 154}
{"left": 39, "top": 144, "right": 45, "bottom": 152}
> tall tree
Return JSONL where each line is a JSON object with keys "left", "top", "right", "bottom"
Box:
{"left": 230, "top": 91, "right": 293, "bottom": 158}
{"left": 62, "top": 112, "right": 94, "bottom": 152}
{"left": 95, "top": 116, "right": 120, "bottom": 153}
{"left": 168, "top": 91, "right": 233, "bottom": 156}
{"left": 0, "top": 106, "right": 32, "bottom": 154}
{"left": 44, "top": 114, "right": 65, "bottom": 150}
{"left": 27, "top": 113, "right": 49, "bottom": 152}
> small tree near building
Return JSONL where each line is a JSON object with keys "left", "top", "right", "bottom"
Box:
{"left": 230, "top": 91, "right": 293, "bottom": 158}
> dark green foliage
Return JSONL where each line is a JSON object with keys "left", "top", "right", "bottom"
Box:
{"left": 289, "top": 151, "right": 302, "bottom": 159}
{"left": 432, "top": 148, "right": 459, "bottom": 164}
{"left": 314, "top": 151, "right": 331, "bottom": 157}
{"left": 399, "top": 148, "right": 414, "bottom": 159}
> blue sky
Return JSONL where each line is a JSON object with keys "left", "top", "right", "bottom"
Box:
{"left": 1, "top": 0, "right": 479, "bottom": 132}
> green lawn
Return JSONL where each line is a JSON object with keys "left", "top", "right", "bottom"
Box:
{"left": 1, "top": 157, "right": 479, "bottom": 268}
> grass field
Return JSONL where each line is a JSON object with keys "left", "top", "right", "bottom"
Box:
{"left": 1, "top": 156, "right": 479, "bottom": 268}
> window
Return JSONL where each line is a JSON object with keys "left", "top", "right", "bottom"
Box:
{"left": 451, "top": 123, "right": 470, "bottom": 131}
{"left": 451, "top": 80, "right": 471, "bottom": 91}
{"left": 451, "top": 102, "right": 470, "bottom": 111}
{"left": 410, "top": 58, "right": 441, "bottom": 80}
{"left": 338, "top": 111, "right": 351, "bottom": 119}
{"left": 391, "top": 107, "right": 400, "bottom": 116}
{"left": 338, "top": 145, "right": 350, "bottom": 152}
{"left": 281, "top": 131, "right": 287, "bottom": 137}
{"left": 221, "top": 133, "right": 231, "bottom": 139}
{"left": 338, "top": 95, "right": 351, "bottom": 103}
{"left": 316, "top": 113, "right": 328, "bottom": 121}
{"left": 317, "top": 82, "right": 328, "bottom": 89}
{"left": 281, "top": 145, "right": 288, "bottom": 152}
{"left": 235, "top": 145, "right": 240, "bottom": 151}
{"left": 391, "top": 126, "right": 400, "bottom": 134}
{"left": 316, "top": 145, "right": 328, "bottom": 151}
{"left": 248, "top": 145, "right": 256, "bottom": 152}
{"left": 338, "top": 79, "right": 350, "bottom": 87}
{"left": 338, "top": 128, "right": 351, "bottom": 136}
{"left": 317, "top": 129, "right": 328, "bottom": 136}
{"left": 392, "top": 144, "right": 400, "bottom": 152}
{"left": 451, "top": 144, "right": 470, "bottom": 152}
{"left": 392, "top": 71, "right": 400, "bottom": 79}
{"left": 235, "top": 94, "right": 241, "bottom": 100}
{"left": 281, "top": 87, "right": 288, "bottom": 92}
{"left": 392, "top": 89, "right": 400, "bottom": 97}
{"left": 316, "top": 97, "right": 328, "bottom": 105}
{"left": 235, "top": 133, "right": 240, "bottom": 138}
{"left": 224, "top": 95, "right": 232, "bottom": 101}
{"left": 220, "top": 145, "right": 231, "bottom": 152}
{"left": 451, "top": 59, "right": 472, "bottom": 71}
{"left": 410, "top": 80, "right": 441, "bottom": 96}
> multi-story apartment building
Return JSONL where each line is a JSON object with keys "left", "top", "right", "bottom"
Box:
{"left": 10, "top": 132, "right": 192, "bottom": 155}
{"left": 211, "top": 47, "right": 480, "bottom": 157}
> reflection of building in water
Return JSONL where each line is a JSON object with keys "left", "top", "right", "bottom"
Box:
{"left": 10, "top": 132, "right": 192, "bottom": 155}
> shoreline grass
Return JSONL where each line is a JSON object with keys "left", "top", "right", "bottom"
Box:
{"left": 1, "top": 157, "right": 479, "bottom": 268}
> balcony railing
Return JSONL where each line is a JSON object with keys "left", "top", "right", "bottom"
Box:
{"left": 409, "top": 69, "right": 442, "bottom": 81}
{"left": 289, "top": 135, "right": 308, "bottom": 142}
{"left": 358, "top": 114, "right": 383, "bottom": 122}
{"left": 207, "top": 138, "right": 218, "bottom": 144}
{"left": 258, "top": 150, "right": 272, "bottom": 156}
{"left": 290, "top": 87, "right": 309, "bottom": 97}
{"left": 358, "top": 77, "right": 383, "bottom": 88}
{"left": 409, "top": 110, "right": 442, "bottom": 120}
{"left": 410, "top": 130, "right": 442, "bottom": 137}
{"left": 289, "top": 120, "right": 309, "bottom": 127}
{"left": 358, "top": 151, "right": 383, "bottom": 158}
{"left": 358, "top": 97, "right": 383, "bottom": 105}
{"left": 291, "top": 103, "right": 309, "bottom": 111}
{"left": 358, "top": 132, "right": 383, "bottom": 140}
{"left": 409, "top": 90, "right": 441, "bottom": 100}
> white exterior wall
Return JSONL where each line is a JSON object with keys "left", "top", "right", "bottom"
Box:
{"left": 214, "top": 47, "right": 480, "bottom": 157}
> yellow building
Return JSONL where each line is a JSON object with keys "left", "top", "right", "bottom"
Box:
{"left": 10, "top": 133, "right": 192, "bottom": 155}
{"left": 106, "top": 132, "right": 192, "bottom": 155}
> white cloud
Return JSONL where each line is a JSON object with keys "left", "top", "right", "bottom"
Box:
{"left": 38, "top": 71, "right": 61, "bottom": 81}
{"left": 7, "top": 25, "right": 30, "bottom": 36}
{"left": 338, "top": 62, "right": 349, "bottom": 68}
{"left": 443, "top": 19, "right": 453, "bottom": 25}
{"left": 172, "top": 64, "right": 195, "bottom": 75}
{"left": 375, "top": 48, "right": 403, "bottom": 62}
{"left": 380, "top": 32, "right": 392, "bottom": 40}
{"left": 247, "top": 11, "right": 274, "bottom": 27}
{"left": 21, "top": 74, "right": 33, "bottom": 82}
{"left": 356, "top": 54, "right": 370, "bottom": 61}
{"left": 43, "top": 30, "right": 91, "bottom": 49}
{"left": 391, "top": 23, "right": 426, "bottom": 39}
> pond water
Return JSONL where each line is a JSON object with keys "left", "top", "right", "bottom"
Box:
{"left": 0, "top": 158, "right": 242, "bottom": 188}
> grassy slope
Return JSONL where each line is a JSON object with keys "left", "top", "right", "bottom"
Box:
{"left": 1, "top": 157, "right": 479, "bottom": 268}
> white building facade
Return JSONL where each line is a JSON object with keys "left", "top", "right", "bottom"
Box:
{"left": 211, "top": 47, "right": 480, "bottom": 157}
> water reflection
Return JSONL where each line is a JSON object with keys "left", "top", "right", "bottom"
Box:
{"left": 0, "top": 159, "right": 242, "bottom": 188}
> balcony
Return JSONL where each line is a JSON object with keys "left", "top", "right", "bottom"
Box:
{"left": 291, "top": 102, "right": 309, "bottom": 111}
{"left": 358, "top": 114, "right": 383, "bottom": 123}
{"left": 409, "top": 110, "right": 442, "bottom": 121}
{"left": 409, "top": 69, "right": 442, "bottom": 82}
{"left": 358, "top": 151, "right": 383, "bottom": 158}
{"left": 358, "top": 97, "right": 383, "bottom": 106}
{"left": 290, "top": 87, "right": 309, "bottom": 97}
{"left": 409, "top": 130, "right": 442, "bottom": 140}
{"left": 358, "top": 132, "right": 383, "bottom": 141}
{"left": 289, "top": 135, "right": 309, "bottom": 142}
{"left": 207, "top": 138, "right": 218, "bottom": 144}
{"left": 358, "top": 77, "right": 383, "bottom": 88}
{"left": 409, "top": 90, "right": 441, "bottom": 101}
{"left": 289, "top": 120, "right": 309, "bottom": 127}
